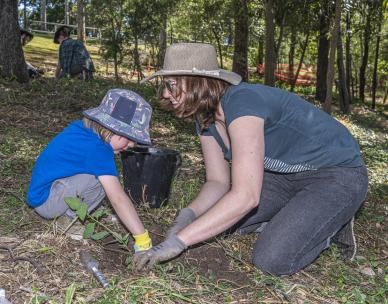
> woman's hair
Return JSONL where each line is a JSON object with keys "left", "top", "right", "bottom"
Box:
{"left": 82, "top": 117, "right": 114, "bottom": 142}
{"left": 159, "top": 76, "right": 230, "bottom": 130}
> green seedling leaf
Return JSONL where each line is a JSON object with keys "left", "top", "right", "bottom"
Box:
{"left": 64, "top": 197, "right": 82, "bottom": 211}
{"left": 91, "top": 208, "right": 107, "bottom": 220}
{"left": 112, "top": 232, "right": 124, "bottom": 243}
{"left": 76, "top": 203, "right": 88, "bottom": 221}
{"left": 91, "top": 231, "right": 110, "bottom": 240}
{"left": 83, "top": 223, "right": 95, "bottom": 239}
{"left": 64, "top": 283, "right": 76, "bottom": 304}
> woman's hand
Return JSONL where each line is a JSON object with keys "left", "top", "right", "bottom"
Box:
{"left": 133, "top": 235, "right": 187, "bottom": 271}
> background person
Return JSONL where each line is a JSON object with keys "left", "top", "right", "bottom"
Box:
{"left": 135, "top": 43, "right": 368, "bottom": 276}
{"left": 54, "top": 26, "right": 95, "bottom": 80}
{"left": 20, "top": 29, "right": 43, "bottom": 78}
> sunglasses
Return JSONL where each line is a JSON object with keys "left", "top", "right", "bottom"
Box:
{"left": 158, "top": 79, "right": 177, "bottom": 96}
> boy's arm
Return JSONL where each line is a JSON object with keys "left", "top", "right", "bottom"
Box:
{"left": 98, "top": 175, "right": 146, "bottom": 236}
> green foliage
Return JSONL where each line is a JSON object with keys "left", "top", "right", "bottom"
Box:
{"left": 64, "top": 196, "right": 131, "bottom": 250}
{"left": 64, "top": 283, "right": 76, "bottom": 304}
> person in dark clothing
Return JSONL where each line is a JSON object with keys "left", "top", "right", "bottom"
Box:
{"left": 20, "top": 29, "right": 43, "bottom": 78}
{"left": 54, "top": 26, "right": 95, "bottom": 80}
{"left": 134, "top": 43, "right": 368, "bottom": 276}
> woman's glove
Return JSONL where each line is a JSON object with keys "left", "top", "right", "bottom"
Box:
{"left": 165, "top": 207, "right": 196, "bottom": 238}
{"left": 133, "top": 234, "right": 187, "bottom": 271}
{"left": 133, "top": 230, "right": 152, "bottom": 253}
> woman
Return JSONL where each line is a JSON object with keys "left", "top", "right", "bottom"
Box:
{"left": 135, "top": 43, "right": 368, "bottom": 276}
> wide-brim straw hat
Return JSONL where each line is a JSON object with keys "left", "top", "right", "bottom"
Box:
{"left": 141, "top": 43, "right": 242, "bottom": 85}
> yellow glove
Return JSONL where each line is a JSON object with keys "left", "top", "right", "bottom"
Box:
{"left": 133, "top": 230, "right": 152, "bottom": 253}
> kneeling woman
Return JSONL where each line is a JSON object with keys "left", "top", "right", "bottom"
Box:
{"left": 136, "top": 43, "right": 368, "bottom": 276}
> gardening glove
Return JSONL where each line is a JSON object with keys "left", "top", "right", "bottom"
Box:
{"left": 133, "top": 234, "right": 187, "bottom": 271}
{"left": 133, "top": 230, "right": 152, "bottom": 253}
{"left": 165, "top": 207, "right": 196, "bottom": 238}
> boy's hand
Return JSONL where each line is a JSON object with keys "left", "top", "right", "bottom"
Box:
{"left": 133, "top": 235, "right": 187, "bottom": 271}
{"left": 133, "top": 230, "right": 152, "bottom": 253}
{"left": 165, "top": 208, "right": 196, "bottom": 238}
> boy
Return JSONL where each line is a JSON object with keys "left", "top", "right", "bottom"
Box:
{"left": 27, "top": 89, "right": 152, "bottom": 252}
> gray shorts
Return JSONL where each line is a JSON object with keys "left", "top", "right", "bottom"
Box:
{"left": 34, "top": 174, "right": 106, "bottom": 219}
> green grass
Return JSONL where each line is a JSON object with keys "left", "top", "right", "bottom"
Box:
{"left": 0, "top": 36, "right": 387, "bottom": 303}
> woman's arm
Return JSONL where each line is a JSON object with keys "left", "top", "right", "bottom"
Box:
{"left": 186, "top": 135, "right": 231, "bottom": 217}
{"left": 178, "top": 116, "right": 265, "bottom": 246}
{"left": 98, "top": 175, "right": 145, "bottom": 235}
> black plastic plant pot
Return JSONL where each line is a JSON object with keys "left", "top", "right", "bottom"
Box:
{"left": 121, "top": 147, "right": 182, "bottom": 208}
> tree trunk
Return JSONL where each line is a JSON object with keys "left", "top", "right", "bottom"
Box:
{"left": 288, "top": 28, "right": 296, "bottom": 79}
{"left": 359, "top": 3, "right": 372, "bottom": 102}
{"left": 157, "top": 19, "right": 167, "bottom": 70}
{"left": 232, "top": 0, "right": 249, "bottom": 81}
{"left": 133, "top": 34, "right": 144, "bottom": 83}
{"left": 264, "top": 0, "right": 276, "bottom": 86}
{"left": 0, "top": 0, "right": 29, "bottom": 82}
{"left": 337, "top": 29, "right": 350, "bottom": 113}
{"left": 323, "top": 0, "right": 340, "bottom": 114}
{"left": 41, "top": 0, "right": 47, "bottom": 31}
{"left": 257, "top": 35, "right": 264, "bottom": 65}
{"left": 345, "top": 11, "right": 352, "bottom": 100}
{"left": 65, "top": 0, "right": 70, "bottom": 25}
{"left": 316, "top": 0, "right": 330, "bottom": 102}
{"left": 371, "top": 1, "right": 384, "bottom": 109}
{"left": 290, "top": 32, "right": 310, "bottom": 92}
{"left": 77, "top": 0, "right": 86, "bottom": 43}
{"left": 23, "top": 0, "right": 28, "bottom": 28}
{"left": 212, "top": 28, "right": 224, "bottom": 69}
{"left": 275, "top": 13, "right": 286, "bottom": 60}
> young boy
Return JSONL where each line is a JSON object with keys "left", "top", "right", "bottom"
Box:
{"left": 27, "top": 89, "right": 152, "bottom": 252}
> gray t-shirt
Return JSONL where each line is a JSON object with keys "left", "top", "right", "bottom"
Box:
{"left": 197, "top": 82, "right": 363, "bottom": 173}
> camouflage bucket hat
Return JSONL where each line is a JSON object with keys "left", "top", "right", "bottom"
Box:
{"left": 83, "top": 89, "right": 152, "bottom": 145}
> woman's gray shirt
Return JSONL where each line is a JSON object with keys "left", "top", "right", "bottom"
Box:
{"left": 198, "top": 82, "right": 363, "bottom": 173}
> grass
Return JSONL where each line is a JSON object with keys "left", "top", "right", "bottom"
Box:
{"left": 0, "top": 35, "right": 387, "bottom": 303}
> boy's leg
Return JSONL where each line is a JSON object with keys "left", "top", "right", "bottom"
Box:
{"left": 35, "top": 174, "right": 105, "bottom": 219}
{"left": 251, "top": 166, "right": 368, "bottom": 276}
{"left": 232, "top": 171, "right": 296, "bottom": 234}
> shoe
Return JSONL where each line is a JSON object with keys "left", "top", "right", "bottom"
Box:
{"left": 55, "top": 216, "right": 84, "bottom": 241}
{"left": 332, "top": 217, "right": 357, "bottom": 261}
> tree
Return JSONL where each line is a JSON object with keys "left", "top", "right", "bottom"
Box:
{"left": 316, "top": 0, "right": 330, "bottom": 103}
{"left": 323, "top": 0, "right": 341, "bottom": 114}
{"left": 371, "top": 0, "right": 385, "bottom": 109}
{"left": 264, "top": 0, "right": 276, "bottom": 86}
{"left": 77, "top": 0, "right": 86, "bottom": 43}
{"left": 359, "top": 1, "right": 372, "bottom": 102}
{"left": 65, "top": 0, "right": 70, "bottom": 25}
{"left": 0, "top": 0, "right": 29, "bottom": 82}
{"left": 232, "top": 0, "right": 249, "bottom": 81}
{"left": 337, "top": 29, "right": 350, "bottom": 113}
{"left": 41, "top": 0, "right": 47, "bottom": 30}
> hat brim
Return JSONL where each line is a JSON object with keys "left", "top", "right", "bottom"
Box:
{"left": 140, "top": 69, "right": 242, "bottom": 85}
{"left": 83, "top": 110, "right": 151, "bottom": 146}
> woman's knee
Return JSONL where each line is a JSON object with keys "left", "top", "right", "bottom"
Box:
{"left": 252, "top": 248, "right": 296, "bottom": 276}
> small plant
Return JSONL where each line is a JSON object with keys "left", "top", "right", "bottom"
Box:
{"left": 64, "top": 197, "right": 130, "bottom": 250}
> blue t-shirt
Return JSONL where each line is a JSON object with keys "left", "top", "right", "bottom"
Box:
{"left": 198, "top": 82, "right": 363, "bottom": 172}
{"left": 27, "top": 120, "right": 117, "bottom": 207}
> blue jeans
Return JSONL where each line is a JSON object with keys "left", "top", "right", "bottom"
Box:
{"left": 235, "top": 166, "right": 368, "bottom": 276}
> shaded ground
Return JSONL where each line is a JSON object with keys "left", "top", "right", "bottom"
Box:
{"left": 0, "top": 36, "right": 387, "bottom": 303}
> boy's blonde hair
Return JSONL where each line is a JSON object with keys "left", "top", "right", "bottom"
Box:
{"left": 83, "top": 117, "right": 115, "bottom": 142}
